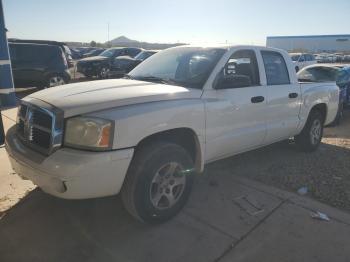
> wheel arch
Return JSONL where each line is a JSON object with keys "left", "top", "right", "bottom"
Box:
{"left": 133, "top": 128, "right": 204, "bottom": 174}
{"left": 310, "top": 103, "right": 327, "bottom": 123}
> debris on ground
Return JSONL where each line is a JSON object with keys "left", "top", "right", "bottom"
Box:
{"left": 311, "top": 211, "right": 330, "bottom": 221}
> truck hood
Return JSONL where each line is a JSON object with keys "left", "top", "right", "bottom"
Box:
{"left": 25, "top": 79, "right": 202, "bottom": 117}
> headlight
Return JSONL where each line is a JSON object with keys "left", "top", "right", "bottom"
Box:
{"left": 64, "top": 117, "right": 113, "bottom": 150}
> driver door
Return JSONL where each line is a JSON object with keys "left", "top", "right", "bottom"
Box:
{"left": 204, "top": 49, "right": 267, "bottom": 162}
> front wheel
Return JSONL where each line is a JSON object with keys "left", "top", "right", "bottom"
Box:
{"left": 47, "top": 74, "right": 66, "bottom": 88}
{"left": 121, "top": 142, "right": 195, "bottom": 224}
{"left": 99, "top": 66, "right": 110, "bottom": 79}
{"left": 295, "top": 110, "right": 324, "bottom": 152}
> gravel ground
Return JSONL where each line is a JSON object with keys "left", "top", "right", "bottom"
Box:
{"left": 205, "top": 110, "right": 350, "bottom": 212}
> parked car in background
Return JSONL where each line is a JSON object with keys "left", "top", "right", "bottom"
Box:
{"left": 6, "top": 45, "right": 338, "bottom": 223}
{"left": 289, "top": 53, "right": 316, "bottom": 71}
{"left": 109, "top": 50, "right": 158, "bottom": 78}
{"left": 76, "top": 47, "right": 142, "bottom": 78}
{"left": 297, "top": 64, "right": 350, "bottom": 125}
{"left": 82, "top": 48, "right": 106, "bottom": 58}
{"left": 9, "top": 43, "right": 71, "bottom": 89}
{"left": 9, "top": 39, "right": 74, "bottom": 68}
{"left": 344, "top": 54, "right": 350, "bottom": 63}
{"left": 70, "top": 48, "right": 83, "bottom": 60}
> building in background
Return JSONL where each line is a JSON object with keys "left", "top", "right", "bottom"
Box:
{"left": 266, "top": 35, "right": 350, "bottom": 53}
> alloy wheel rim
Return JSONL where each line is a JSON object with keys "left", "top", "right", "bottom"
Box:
{"left": 100, "top": 67, "right": 109, "bottom": 78}
{"left": 150, "top": 162, "right": 186, "bottom": 210}
{"left": 49, "top": 76, "right": 65, "bottom": 87}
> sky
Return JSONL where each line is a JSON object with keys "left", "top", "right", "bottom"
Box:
{"left": 3, "top": 0, "right": 350, "bottom": 45}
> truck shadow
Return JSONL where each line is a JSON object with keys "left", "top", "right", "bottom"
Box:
{"left": 1, "top": 140, "right": 350, "bottom": 262}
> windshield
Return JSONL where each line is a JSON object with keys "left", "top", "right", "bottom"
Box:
{"left": 129, "top": 47, "right": 226, "bottom": 89}
{"left": 134, "top": 51, "right": 155, "bottom": 61}
{"left": 100, "top": 49, "right": 118, "bottom": 58}
{"left": 291, "top": 55, "right": 300, "bottom": 61}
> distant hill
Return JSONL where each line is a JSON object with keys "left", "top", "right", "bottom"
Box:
{"left": 66, "top": 36, "right": 187, "bottom": 49}
{"left": 107, "top": 35, "right": 186, "bottom": 50}
{"left": 109, "top": 36, "right": 138, "bottom": 44}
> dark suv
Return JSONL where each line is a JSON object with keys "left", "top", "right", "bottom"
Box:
{"left": 9, "top": 43, "right": 71, "bottom": 89}
{"left": 76, "top": 47, "right": 142, "bottom": 78}
{"left": 9, "top": 39, "right": 74, "bottom": 68}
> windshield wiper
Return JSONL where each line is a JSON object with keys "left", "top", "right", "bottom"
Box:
{"left": 134, "top": 75, "right": 169, "bottom": 84}
{"left": 124, "top": 74, "right": 134, "bottom": 79}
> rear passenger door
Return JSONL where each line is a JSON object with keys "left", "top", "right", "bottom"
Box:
{"left": 261, "top": 50, "right": 301, "bottom": 143}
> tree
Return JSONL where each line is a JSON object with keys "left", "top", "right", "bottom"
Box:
{"left": 90, "top": 41, "right": 97, "bottom": 47}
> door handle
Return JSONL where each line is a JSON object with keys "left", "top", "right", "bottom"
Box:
{"left": 251, "top": 96, "right": 265, "bottom": 103}
{"left": 289, "top": 92, "right": 298, "bottom": 98}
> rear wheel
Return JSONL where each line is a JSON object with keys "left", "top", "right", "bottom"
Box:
{"left": 295, "top": 110, "right": 324, "bottom": 152}
{"left": 121, "top": 142, "right": 195, "bottom": 224}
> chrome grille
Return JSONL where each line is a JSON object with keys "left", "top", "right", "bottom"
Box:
{"left": 16, "top": 101, "right": 63, "bottom": 155}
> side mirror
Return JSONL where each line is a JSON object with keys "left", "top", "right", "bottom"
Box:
{"left": 215, "top": 74, "right": 251, "bottom": 89}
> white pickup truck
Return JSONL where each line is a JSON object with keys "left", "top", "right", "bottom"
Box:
{"left": 6, "top": 45, "right": 339, "bottom": 223}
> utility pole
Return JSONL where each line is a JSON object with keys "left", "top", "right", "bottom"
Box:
{"left": 107, "top": 22, "right": 110, "bottom": 47}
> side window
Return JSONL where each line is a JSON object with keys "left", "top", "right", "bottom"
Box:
{"left": 299, "top": 55, "right": 305, "bottom": 62}
{"left": 306, "top": 54, "right": 314, "bottom": 61}
{"left": 14, "top": 45, "right": 38, "bottom": 62}
{"left": 224, "top": 49, "right": 260, "bottom": 87}
{"left": 9, "top": 45, "right": 17, "bottom": 60}
{"left": 115, "top": 49, "right": 124, "bottom": 56}
{"left": 261, "top": 51, "right": 290, "bottom": 85}
{"left": 128, "top": 48, "right": 141, "bottom": 57}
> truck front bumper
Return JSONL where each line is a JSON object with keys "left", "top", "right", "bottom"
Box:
{"left": 5, "top": 126, "right": 134, "bottom": 199}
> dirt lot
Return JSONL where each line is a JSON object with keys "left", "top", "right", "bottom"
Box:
{"left": 206, "top": 110, "right": 350, "bottom": 212}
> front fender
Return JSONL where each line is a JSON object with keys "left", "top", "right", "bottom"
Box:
{"left": 88, "top": 99, "right": 206, "bottom": 162}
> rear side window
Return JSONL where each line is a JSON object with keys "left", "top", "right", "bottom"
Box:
{"left": 261, "top": 51, "right": 290, "bottom": 85}
{"left": 9, "top": 44, "right": 59, "bottom": 63}
{"left": 9, "top": 44, "right": 17, "bottom": 60}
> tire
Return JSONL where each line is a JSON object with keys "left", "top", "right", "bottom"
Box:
{"left": 99, "top": 66, "right": 110, "bottom": 79}
{"left": 295, "top": 109, "right": 324, "bottom": 152}
{"left": 121, "top": 142, "right": 195, "bottom": 224}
